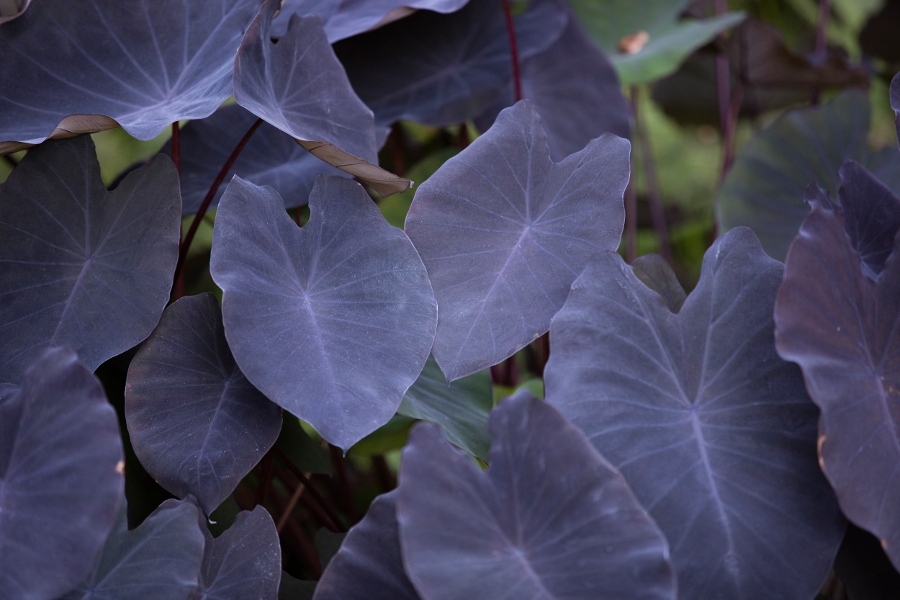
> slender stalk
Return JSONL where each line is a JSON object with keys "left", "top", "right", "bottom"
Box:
{"left": 275, "top": 467, "right": 338, "bottom": 533}
{"left": 389, "top": 123, "right": 406, "bottom": 176}
{"left": 501, "top": 0, "right": 522, "bottom": 102}
{"left": 719, "top": 80, "right": 744, "bottom": 181}
{"left": 329, "top": 445, "right": 358, "bottom": 522}
{"left": 170, "top": 121, "right": 180, "bottom": 175}
{"left": 371, "top": 455, "right": 395, "bottom": 492}
{"left": 713, "top": 0, "right": 731, "bottom": 136}
{"left": 457, "top": 122, "right": 470, "bottom": 150}
{"left": 632, "top": 86, "right": 672, "bottom": 265}
{"left": 270, "top": 482, "right": 323, "bottom": 578}
{"left": 255, "top": 449, "right": 274, "bottom": 507}
{"left": 811, "top": 0, "right": 830, "bottom": 105}
{"left": 276, "top": 478, "right": 307, "bottom": 533}
{"left": 274, "top": 446, "right": 346, "bottom": 532}
{"left": 172, "top": 117, "right": 263, "bottom": 297}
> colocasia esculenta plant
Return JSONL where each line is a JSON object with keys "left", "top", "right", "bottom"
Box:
{"left": 1, "top": 0, "right": 900, "bottom": 598}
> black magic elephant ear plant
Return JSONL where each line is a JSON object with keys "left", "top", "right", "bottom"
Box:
{"left": 3, "top": 0, "right": 900, "bottom": 598}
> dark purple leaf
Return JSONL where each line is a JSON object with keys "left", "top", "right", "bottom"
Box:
{"left": 272, "top": 0, "right": 470, "bottom": 42}
{"left": 210, "top": 176, "right": 436, "bottom": 450}
{"left": 0, "top": 347, "right": 124, "bottom": 600}
{"left": 839, "top": 161, "right": 900, "bottom": 279}
{"left": 399, "top": 355, "right": 492, "bottom": 461}
{"left": 167, "top": 105, "right": 347, "bottom": 216}
{"left": 234, "top": 0, "right": 408, "bottom": 196}
{"left": 397, "top": 392, "right": 676, "bottom": 600}
{"left": 631, "top": 253, "right": 686, "bottom": 313}
{"left": 545, "top": 228, "right": 845, "bottom": 598}
{"left": 314, "top": 491, "right": 419, "bottom": 600}
{"left": 0, "top": 0, "right": 261, "bottom": 151}
{"left": 405, "top": 100, "right": 629, "bottom": 381}
{"left": 474, "top": 11, "right": 631, "bottom": 162}
{"left": 315, "top": 529, "right": 346, "bottom": 570}
{"left": 125, "top": 293, "right": 282, "bottom": 515}
{"left": 64, "top": 499, "right": 206, "bottom": 600}
{"left": 0, "top": 136, "right": 180, "bottom": 383}
{"left": 334, "top": 0, "right": 567, "bottom": 128}
{"left": 195, "top": 505, "right": 281, "bottom": 600}
{"left": 891, "top": 71, "right": 900, "bottom": 145}
{"left": 775, "top": 178, "right": 900, "bottom": 570}
{"left": 718, "top": 90, "right": 900, "bottom": 261}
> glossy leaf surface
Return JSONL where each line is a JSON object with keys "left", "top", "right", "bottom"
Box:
{"left": 210, "top": 176, "right": 436, "bottom": 450}
{"left": 273, "top": 0, "right": 469, "bottom": 41}
{"left": 397, "top": 392, "right": 676, "bottom": 600}
{"left": 126, "top": 293, "right": 282, "bottom": 515}
{"left": 0, "top": 136, "right": 180, "bottom": 383}
{"left": 335, "top": 0, "right": 566, "bottom": 128}
{"left": 475, "top": 12, "right": 631, "bottom": 162}
{"left": 314, "top": 491, "right": 419, "bottom": 600}
{"left": 775, "top": 163, "right": 900, "bottom": 569}
{"left": 64, "top": 499, "right": 206, "bottom": 600}
{"left": 195, "top": 505, "right": 281, "bottom": 599}
{"left": 0, "top": 348, "right": 124, "bottom": 600}
{"left": 0, "top": 0, "right": 261, "bottom": 149}
{"left": 405, "top": 100, "right": 629, "bottom": 380}
{"left": 234, "top": 0, "right": 408, "bottom": 196}
{"left": 568, "top": 0, "right": 744, "bottom": 85}
{"left": 545, "top": 228, "right": 845, "bottom": 598}
{"left": 398, "top": 355, "right": 492, "bottom": 461}
{"left": 718, "top": 90, "right": 900, "bottom": 260}
{"left": 168, "top": 105, "right": 346, "bottom": 216}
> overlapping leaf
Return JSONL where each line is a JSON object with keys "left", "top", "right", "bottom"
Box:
{"left": 718, "top": 90, "right": 900, "bottom": 261}
{"left": 568, "top": 0, "right": 744, "bottom": 85}
{"left": 0, "top": 348, "right": 124, "bottom": 600}
{"left": 398, "top": 355, "right": 492, "bottom": 461}
{"left": 0, "top": 0, "right": 30, "bottom": 24}
{"left": 168, "top": 105, "right": 347, "bottom": 216}
{"left": 314, "top": 491, "right": 420, "bottom": 600}
{"left": 63, "top": 499, "right": 206, "bottom": 600}
{"left": 126, "top": 293, "right": 282, "bottom": 515}
{"left": 475, "top": 11, "right": 631, "bottom": 162}
{"left": 210, "top": 176, "right": 436, "bottom": 450}
{"left": 397, "top": 392, "right": 676, "bottom": 600}
{"left": 334, "top": 0, "right": 567, "bottom": 128}
{"left": 272, "top": 0, "right": 470, "bottom": 41}
{"left": 775, "top": 161, "right": 900, "bottom": 570}
{"left": 195, "top": 505, "right": 281, "bottom": 599}
{"left": 405, "top": 100, "right": 629, "bottom": 381}
{"left": 0, "top": 136, "right": 181, "bottom": 383}
{"left": 545, "top": 228, "right": 845, "bottom": 598}
{"left": 234, "top": 0, "right": 408, "bottom": 196}
{"left": 0, "top": 0, "right": 261, "bottom": 151}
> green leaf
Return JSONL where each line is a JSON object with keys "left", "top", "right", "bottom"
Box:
{"left": 398, "top": 356, "right": 493, "bottom": 461}
{"left": 611, "top": 13, "right": 746, "bottom": 85}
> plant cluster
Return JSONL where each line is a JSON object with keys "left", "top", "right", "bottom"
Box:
{"left": 2, "top": 0, "right": 900, "bottom": 599}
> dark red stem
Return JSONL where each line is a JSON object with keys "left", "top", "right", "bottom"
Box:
{"left": 255, "top": 449, "right": 274, "bottom": 507}
{"left": 632, "top": 87, "right": 672, "bottom": 266}
{"left": 170, "top": 122, "right": 180, "bottom": 175}
{"left": 501, "top": 0, "right": 522, "bottom": 102}
{"left": 274, "top": 446, "right": 346, "bottom": 532}
{"left": 172, "top": 117, "right": 263, "bottom": 297}
{"left": 329, "top": 445, "right": 358, "bottom": 522}
{"left": 811, "top": 0, "right": 830, "bottom": 105}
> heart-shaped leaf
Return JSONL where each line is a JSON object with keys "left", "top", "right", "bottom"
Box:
{"left": 0, "top": 0, "right": 261, "bottom": 151}
{"left": 273, "top": 0, "right": 470, "bottom": 42}
{"left": 398, "top": 355, "right": 492, "bottom": 461}
{"left": 126, "top": 293, "right": 282, "bottom": 515}
{"left": 397, "top": 391, "right": 676, "bottom": 600}
{"left": 568, "top": 0, "right": 744, "bottom": 85}
{"left": 474, "top": 11, "right": 631, "bottom": 162}
{"left": 210, "top": 176, "right": 437, "bottom": 450}
{"left": 167, "top": 105, "right": 347, "bottom": 216}
{"left": 234, "top": 0, "right": 408, "bottom": 196}
{"left": 0, "top": 347, "right": 124, "bottom": 600}
{"left": 775, "top": 162, "right": 900, "bottom": 570}
{"left": 314, "top": 491, "right": 420, "bottom": 600}
{"left": 63, "top": 499, "right": 206, "bottom": 600}
{"left": 334, "top": 0, "right": 567, "bottom": 129}
{"left": 718, "top": 90, "right": 900, "bottom": 261}
{"left": 0, "top": 136, "right": 180, "bottom": 383}
{"left": 195, "top": 505, "right": 282, "bottom": 599}
{"left": 405, "top": 100, "right": 629, "bottom": 381}
{"left": 544, "top": 227, "right": 845, "bottom": 598}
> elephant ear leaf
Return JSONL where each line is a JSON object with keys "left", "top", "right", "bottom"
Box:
{"left": 775, "top": 160, "right": 900, "bottom": 570}
{"left": 545, "top": 227, "right": 845, "bottom": 598}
